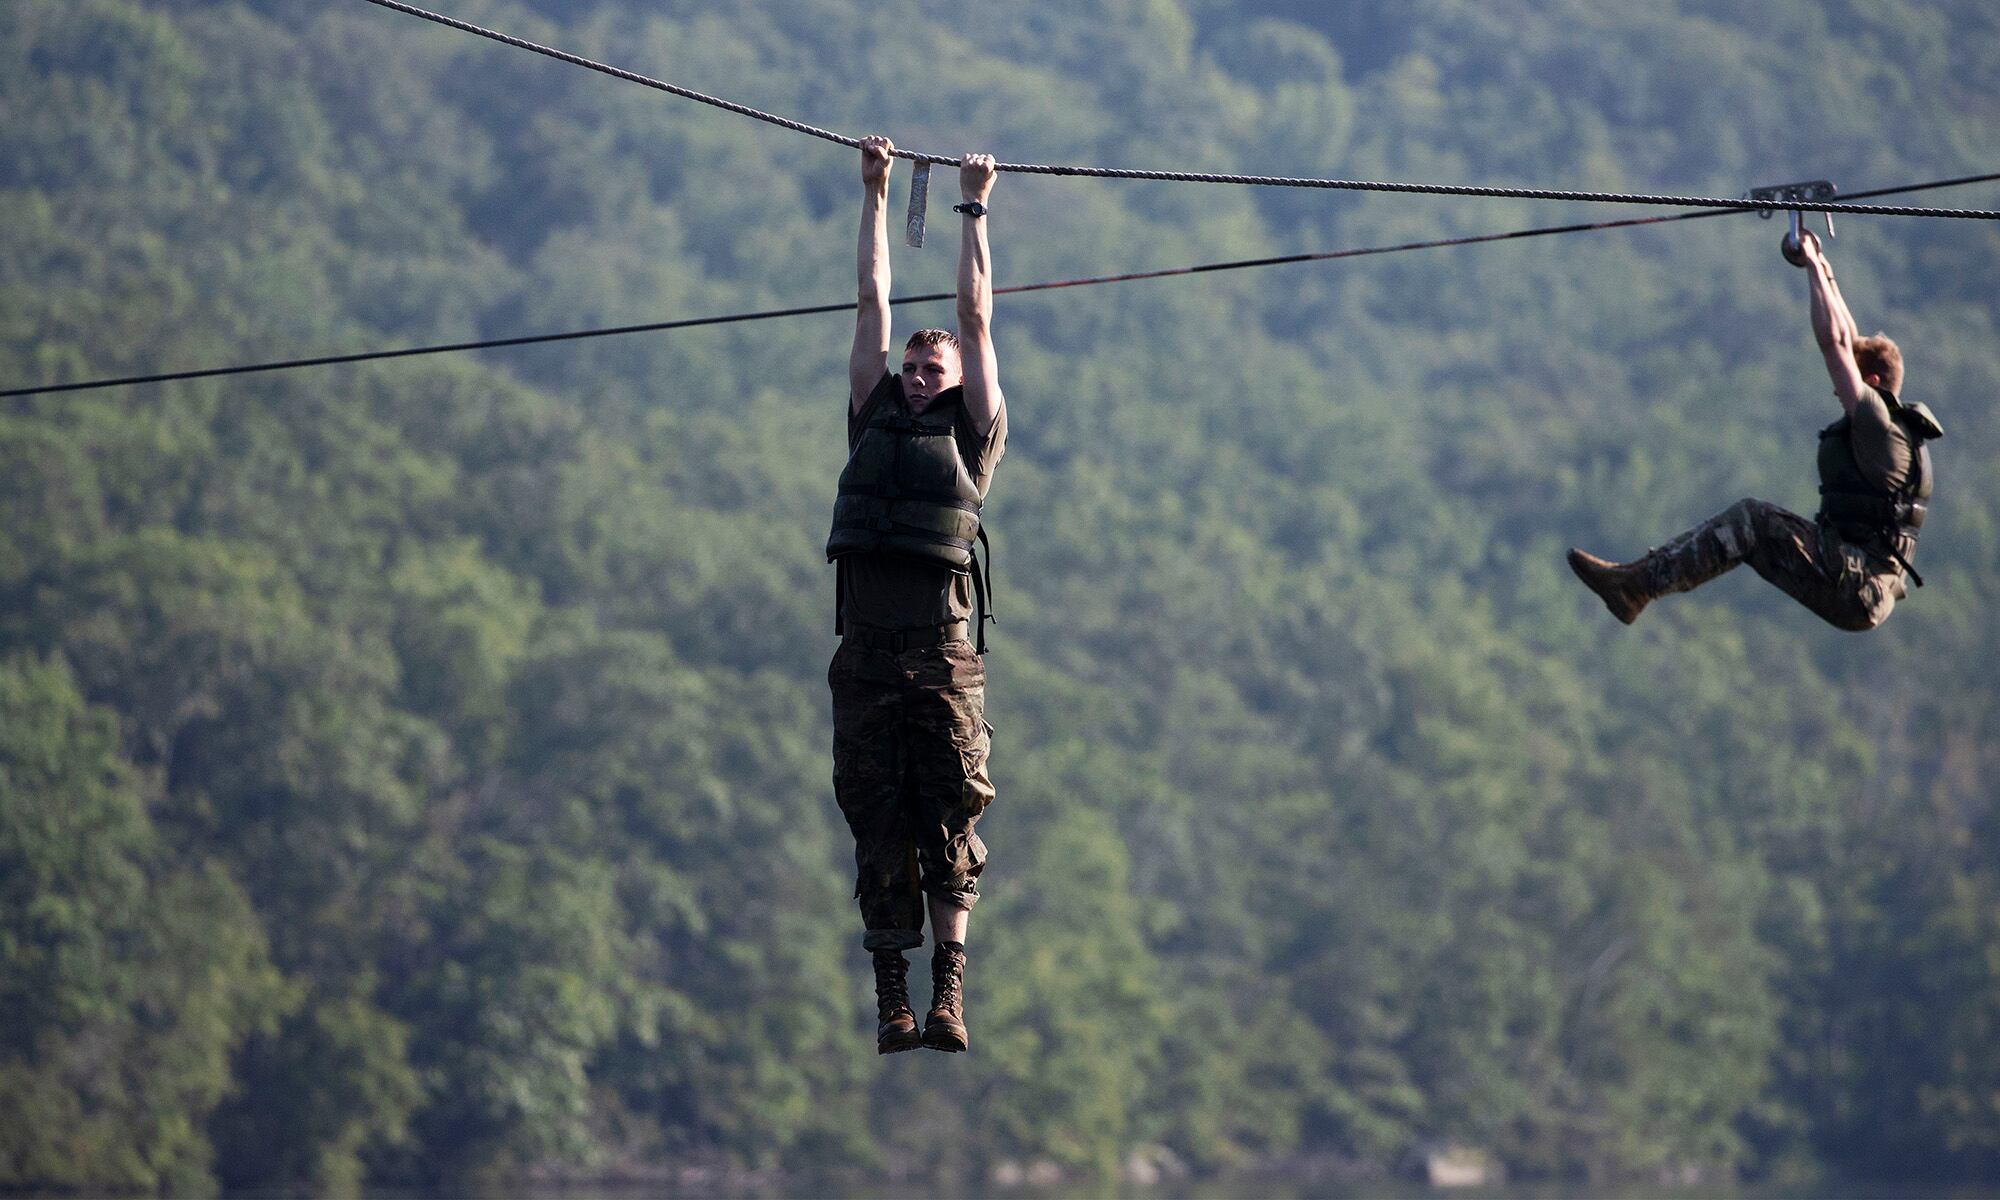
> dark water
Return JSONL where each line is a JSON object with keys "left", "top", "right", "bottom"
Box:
{"left": 363, "top": 1173, "right": 2000, "bottom": 1200}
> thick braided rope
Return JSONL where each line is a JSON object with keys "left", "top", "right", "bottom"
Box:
{"left": 359, "top": 0, "right": 2000, "bottom": 221}
{"left": 359, "top": 0, "right": 864, "bottom": 145}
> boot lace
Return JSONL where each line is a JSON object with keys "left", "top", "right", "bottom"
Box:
{"left": 872, "top": 951, "right": 911, "bottom": 1020}
{"left": 930, "top": 944, "right": 966, "bottom": 1016}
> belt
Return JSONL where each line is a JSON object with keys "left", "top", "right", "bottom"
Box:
{"left": 843, "top": 621, "right": 970, "bottom": 653}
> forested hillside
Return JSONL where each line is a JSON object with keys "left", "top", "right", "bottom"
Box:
{"left": 4, "top": 0, "right": 1999, "bottom": 1192}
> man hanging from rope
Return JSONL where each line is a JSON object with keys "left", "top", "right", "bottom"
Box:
{"left": 1568, "top": 230, "right": 1941, "bottom": 629}
{"left": 826, "top": 136, "right": 1005, "bottom": 1054}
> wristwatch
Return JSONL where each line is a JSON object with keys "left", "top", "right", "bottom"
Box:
{"left": 952, "top": 201, "right": 988, "bottom": 217}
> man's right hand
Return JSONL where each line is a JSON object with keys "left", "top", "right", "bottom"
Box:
{"left": 861, "top": 135, "right": 894, "bottom": 195}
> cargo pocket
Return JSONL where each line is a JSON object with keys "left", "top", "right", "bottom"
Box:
{"left": 1828, "top": 543, "right": 1895, "bottom": 632}
{"left": 956, "top": 714, "right": 995, "bottom": 816}
{"left": 1836, "top": 543, "right": 1870, "bottom": 584}
{"left": 1856, "top": 571, "right": 1898, "bottom": 631}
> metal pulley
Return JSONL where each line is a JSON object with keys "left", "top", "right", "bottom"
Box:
{"left": 1781, "top": 210, "right": 1812, "bottom": 266}
{"left": 1748, "top": 178, "right": 1837, "bottom": 267}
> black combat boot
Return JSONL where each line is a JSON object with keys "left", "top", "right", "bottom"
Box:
{"left": 872, "top": 950, "right": 922, "bottom": 1055}
{"left": 1567, "top": 548, "right": 1654, "bottom": 624}
{"left": 922, "top": 941, "right": 969, "bottom": 1052}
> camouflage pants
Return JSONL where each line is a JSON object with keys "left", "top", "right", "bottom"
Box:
{"left": 1642, "top": 498, "right": 1905, "bottom": 631}
{"left": 828, "top": 638, "right": 994, "bottom": 953}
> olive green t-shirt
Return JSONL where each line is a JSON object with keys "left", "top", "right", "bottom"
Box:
{"left": 1849, "top": 385, "right": 1916, "bottom": 492}
{"left": 839, "top": 373, "right": 1007, "bottom": 631}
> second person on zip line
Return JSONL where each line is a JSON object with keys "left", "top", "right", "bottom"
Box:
{"left": 1568, "top": 229, "right": 1941, "bottom": 629}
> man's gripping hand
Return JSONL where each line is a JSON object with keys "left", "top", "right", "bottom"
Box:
{"left": 861, "top": 135, "right": 894, "bottom": 196}
{"left": 1799, "top": 229, "right": 1827, "bottom": 269}
{"left": 960, "top": 152, "right": 996, "bottom": 205}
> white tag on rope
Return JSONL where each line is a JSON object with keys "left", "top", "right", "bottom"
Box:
{"left": 904, "top": 160, "right": 930, "bottom": 247}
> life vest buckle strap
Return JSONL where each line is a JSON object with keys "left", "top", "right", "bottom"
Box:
{"left": 843, "top": 619, "right": 971, "bottom": 653}
{"left": 837, "top": 483, "right": 981, "bottom": 514}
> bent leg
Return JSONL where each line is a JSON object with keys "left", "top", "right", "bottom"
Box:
{"left": 1737, "top": 513, "right": 1900, "bottom": 631}
{"left": 1574, "top": 499, "right": 1896, "bottom": 629}
{"left": 1657, "top": 499, "right": 1896, "bottom": 630}
{"left": 1638, "top": 498, "right": 1775, "bottom": 596}
{"left": 1571, "top": 499, "right": 1768, "bottom": 622}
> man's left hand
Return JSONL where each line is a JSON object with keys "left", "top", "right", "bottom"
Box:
{"left": 960, "top": 153, "right": 996, "bottom": 205}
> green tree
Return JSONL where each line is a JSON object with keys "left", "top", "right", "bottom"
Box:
{"left": 0, "top": 655, "right": 291, "bottom": 1193}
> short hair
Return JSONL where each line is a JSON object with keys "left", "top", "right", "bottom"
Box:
{"left": 904, "top": 328, "right": 960, "bottom": 355}
{"left": 1853, "top": 333, "right": 1904, "bottom": 394}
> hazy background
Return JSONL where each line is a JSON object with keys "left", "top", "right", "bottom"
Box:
{"left": 3, "top": 0, "right": 1999, "bottom": 1193}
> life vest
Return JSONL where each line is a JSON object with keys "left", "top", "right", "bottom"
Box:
{"left": 827, "top": 384, "right": 996, "bottom": 649}
{"left": 1815, "top": 388, "right": 1942, "bottom": 583}
{"left": 827, "top": 385, "right": 983, "bottom": 570}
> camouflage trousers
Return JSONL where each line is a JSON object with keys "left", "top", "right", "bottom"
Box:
{"left": 828, "top": 637, "right": 994, "bottom": 953}
{"left": 1639, "top": 498, "right": 1906, "bottom": 631}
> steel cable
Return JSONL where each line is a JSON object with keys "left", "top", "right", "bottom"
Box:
{"left": 357, "top": 0, "right": 2000, "bottom": 221}
{"left": 7, "top": 171, "right": 1995, "bottom": 400}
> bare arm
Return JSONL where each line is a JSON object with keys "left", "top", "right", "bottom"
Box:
{"left": 955, "top": 153, "right": 1004, "bottom": 438}
{"left": 1802, "top": 231, "right": 1868, "bottom": 417}
{"left": 850, "top": 135, "right": 894, "bottom": 413}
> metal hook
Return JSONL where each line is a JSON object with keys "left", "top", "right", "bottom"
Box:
{"left": 1748, "top": 178, "right": 1837, "bottom": 267}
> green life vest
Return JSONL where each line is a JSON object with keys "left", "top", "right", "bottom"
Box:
{"left": 827, "top": 385, "right": 983, "bottom": 571}
{"left": 1815, "top": 388, "right": 1941, "bottom": 579}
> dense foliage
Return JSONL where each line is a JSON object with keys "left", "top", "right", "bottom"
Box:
{"left": 3, "top": 0, "right": 1998, "bottom": 1190}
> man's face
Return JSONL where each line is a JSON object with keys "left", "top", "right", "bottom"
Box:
{"left": 900, "top": 343, "right": 962, "bottom": 413}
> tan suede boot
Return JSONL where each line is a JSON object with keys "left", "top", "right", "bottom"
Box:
{"left": 1567, "top": 548, "right": 1653, "bottom": 624}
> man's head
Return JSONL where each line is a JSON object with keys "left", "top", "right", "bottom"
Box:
{"left": 1854, "top": 333, "right": 1903, "bottom": 395}
{"left": 900, "top": 329, "right": 962, "bottom": 413}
